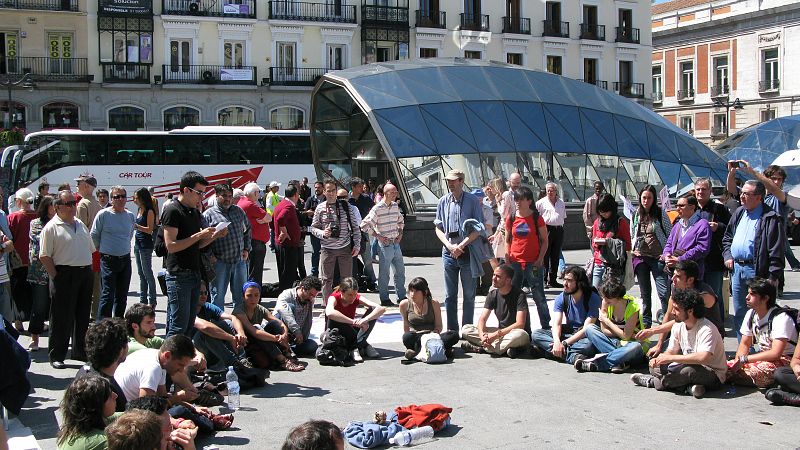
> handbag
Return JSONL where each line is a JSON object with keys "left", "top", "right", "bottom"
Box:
{"left": 7, "top": 248, "right": 23, "bottom": 271}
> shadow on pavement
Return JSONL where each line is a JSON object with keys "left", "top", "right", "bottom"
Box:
{"left": 196, "top": 435, "right": 251, "bottom": 447}
{"left": 251, "top": 382, "right": 331, "bottom": 399}
{"left": 19, "top": 403, "right": 60, "bottom": 441}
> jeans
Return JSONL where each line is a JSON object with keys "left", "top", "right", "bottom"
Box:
{"left": 649, "top": 363, "right": 722, "bottom": 391}
{"left": 353, "top": 233, "right": 376, "bottom": 284}
{"left": 192, "top": 318, "right": 245, "bottom": 370}
{"left": 310, "top": 236, "right": 321, "bottom": 277}
{"left": 249, "top": 239, "right": 267, "bottom": 286}
{"left": 558, "top": 252, "right": 565, "bottom": 275}
{"left": 49, "top": 265, "right": 93, "bottom": 362}
{"left": 703, "top": 269, "right": 725, "bottom": 323}
{"left": 509, "top": 261, "right": 551, "bottom": 329}
{"left": 544, "top": 225, "right": 564, "bottom": 284}
{"left": 166, "top": 270, "right": 201, "bottom": 338}
{"left": 97, "top": 254, "right": 132, "bottom": 320}
{"left": 530, "top": 328, "right": 596, "bottom": 364}
{"left": 377, "top": 242, "right": 406, "bottom": 303}
{"left": 591, "top": 263, "right": 605, "bottom": 289}
{"left": 774, "top": 366, "right": 800, "bottom": 394}
{"left": 731, "top": 262, "right": 756, "bottom": 341}
{"left": 634, "top": 256, "right": 671, "bottom": 326}
{"left": 442, "top": 250, "right": 476, "bottom": 332}
{"left": 211, "top": 260, "right": 248, "bottom": 311}
{"left": 27, "top": 283, "right": 51, "bottom": 335}
{"left": 134, "top": 245, "right": 157, "bottom": 306}
{"left": 584, "top": 325, "right": 645, "bottom": 372}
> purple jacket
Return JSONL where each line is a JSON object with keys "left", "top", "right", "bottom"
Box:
{"left": 663, "top": 212, "right": 711, "bottom": 278}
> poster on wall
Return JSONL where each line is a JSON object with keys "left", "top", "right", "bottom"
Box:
{"left": 99, "top": 0, "right": 152, "bottom": 15}
{"left": 220, "top": 68, "right": 253, "bottom": 81}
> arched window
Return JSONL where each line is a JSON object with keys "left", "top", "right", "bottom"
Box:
{"left": 42, "top": 102, "right": 79, "bottom": 129}
{"left": 218, "top": 106, "right": 254, "bottom": 126}
{"left": 269, "top": 106, "right": 304, "bottom": 130}
{"left": 108, "top": 105, "right": 146, "bottom": 130}
{"left": 163, "top": 106, "right": 199, "bottom": 131}
{"left": 1, "top": 102, "right": 26, "bottom": 130}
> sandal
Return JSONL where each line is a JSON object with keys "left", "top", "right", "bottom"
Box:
{"left": 212, "top": 413, "right": 234, "bottom": 431}
{"left": 281, "top": 359, "right": 305, "bottom": 372}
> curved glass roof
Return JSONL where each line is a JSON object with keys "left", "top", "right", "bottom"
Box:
{"left": 719, "top": 114, "right": 800, "bottom": 173}
{"left": 312, "top": 58, "right": 728, "bottom": 208}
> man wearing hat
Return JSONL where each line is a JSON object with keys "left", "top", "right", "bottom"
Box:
{"left": 434, "top": 169, "right": 485, "bottom": 332}
{"left": 76, "top": 174, "right": 104, "bottom": 320}
{"left": 265, "top": 181, "right": 283, "bottom": 253}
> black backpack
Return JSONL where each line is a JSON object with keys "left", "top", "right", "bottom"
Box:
{"left": 748, "top": 306, "right": 800, "bottom": 346}
{"left": 316, "top": 328, "right": 352, "bottom": 366}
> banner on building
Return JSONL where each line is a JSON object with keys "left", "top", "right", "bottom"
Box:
{"left": 99, "top": 0, "right": 153, "bottom": 15}
{"left": 220, "top": 68, "right": 253, "bottom": 81}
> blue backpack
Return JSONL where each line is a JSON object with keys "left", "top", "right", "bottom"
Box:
{"left": 417, "top": 333, "right": 447, "bottom": 364}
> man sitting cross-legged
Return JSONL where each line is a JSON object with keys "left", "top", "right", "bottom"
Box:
{"left": 461, "top": 264, "right": 531, "bottom": 358}
{"left": 630, "top": 288, "right": 727, "bottom": 398}
{"left": 191, "top": 281, "right": 254, "bottom": 371}
{"left": 273, "top": 276, "right": 322, "bottom": 358}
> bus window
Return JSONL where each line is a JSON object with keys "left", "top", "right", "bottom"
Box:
{"left": 109, "top": 136, "right": 163, "bottom": 165}
{"left": 272, "top": 135, "right": 310, "bottom": 164}
{"left": 217, "top": 135, "right": 270, "bottom": 164}
{"left": 164, "top": 136, "right": 216, "bottom": 165}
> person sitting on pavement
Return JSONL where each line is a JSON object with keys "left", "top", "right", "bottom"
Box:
{"left": 282, "top": 420, "right": 345, "bottom": 450}
{"left": 766, "top": 341, "right": 800, "bottom": 406}
{"left": 727, "top": 277, "right": 797, "bottom": 388}
{"left": 635, "top": 260, "right": 723, "bottom": 357}
{"left": 324, "top": 277, "right": 386, "bottom": 363}
{"left": 105, "top": 409, "right": 164, "bottom": 450}
{"left": 576, "top": 277, "right": 647, "bottom": 373}
{"left": 530, "top": 265, "right": 600, "bottom": 364}
{"left": 57, "top": 374, "right": 121, "bottom": 450}
{"left": 191, "top": 281, "right": 253, "bottom": 371}
{"left": 76, "top": 318, "right": 130, "bottom": 412}
{"left": 234, "top": 281, "right": 305, "bottom": 372}
{"left": 125, "top": 303, "right": 164, "bottom": 354}
{"left": 274, "top": 276, "right": 323, "bottom": 357}
{"left": 630, "top": 288, "right": 727, "bottom": 398}
{"left": 461, "top": 265, "right": 532, "bottom": 358}
{"left": 399, "top": 277, "right": 459, "bottom": 361}
{"left": 126, "top": 396, "right": 208, "bottom": 449}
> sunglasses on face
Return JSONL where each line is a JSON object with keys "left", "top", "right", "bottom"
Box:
{"left": 112, "top": 194, "right": 126, "bottom": 200}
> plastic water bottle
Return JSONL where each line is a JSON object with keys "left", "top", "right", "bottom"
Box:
{"left": 389, "top": 426, "right": 435, "bottom": 446}
{"left": 225, "top": 366, "right": 240, "bottom": 411}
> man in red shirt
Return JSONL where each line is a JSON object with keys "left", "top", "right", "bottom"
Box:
{"left": 238, "top": 183, "right": 270, "bottom": 286}
{"left": 274, "top": 184, "right": 303, "bottom": 290}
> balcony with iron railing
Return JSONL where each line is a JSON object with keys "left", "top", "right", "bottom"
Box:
{"left": 101, "top": 62, "right": 150, "bottom": 84}
{"left": 415, "top": 10, "right": 445, "bottom": 28}
{"left": 711, "top": 125, "right": 728, "bottom": 138}
{"left": 162, "top": 64, "right": 257, "bottom": 85}
{"left": 615, "top": 27, "right": 640, "bottom": 44}
{"left": 677, "top": 88, "right": 695, "bottom": 101}
{"left": 709, "top": 84, "right": 729, "bottom": 98}
{"left": 581, "top": 79, "right": 607, "bottom": 90}
{"left": 163, "top": 0, "right": 255, "bottom": 18}
{"left": 460, "top": 13, "right": 489, "bottom": 32}
{"left": 1, "top": 57, "right": 91, "bottom": 82}
{"left": 502, "top": 16, "right": 530, "bottom": 34}
{"left": 362, "top": 3, "right": 409, "bottom": 27}
{"left": 651, "top": 92, "right": 663, "bottom": 103}
{"left": 269, "top": 67, "right": 327, "bottom": 86}
{"left": 0, "top": 0, "right": 77, "bottom": 11}
{"left": 542, "top": 20, "right": 569, "bottom": 38}
{"left": 759, "top": 79, "right": 779, "bottom": 93}
{"left": 579, "top": 23, "right": 605, "bottom": 41}
{"left": 613, "top": 82, "right": 644, "bottom": 98}
{"left": 269, "top": 0, "right": 356, "bottom": 23}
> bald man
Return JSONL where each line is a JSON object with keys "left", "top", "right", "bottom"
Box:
{"left": 361, "top": 183, "right": 406, "bottom": 306}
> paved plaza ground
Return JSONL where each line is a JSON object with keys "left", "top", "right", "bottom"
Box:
{"left": 9, "top": 248, "right": 800, "bottom": 449}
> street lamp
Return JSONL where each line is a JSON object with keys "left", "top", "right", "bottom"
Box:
{"left": 712, "top": 95, "right": 744, "bottom": 138}
{"left": 1, "top": 72, "right": 37, "bottom": 130}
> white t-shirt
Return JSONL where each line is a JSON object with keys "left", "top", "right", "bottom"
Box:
{"left": 740, "top": 307, "right": 798, "bottom": 356}
{"left": 113, "top": 348, "right": 166, "bottom": 401}
{"left": 667, "top": 317, "right": 728, "bottom": 382}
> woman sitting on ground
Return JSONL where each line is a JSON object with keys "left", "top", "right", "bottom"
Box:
{"left": 399, "top": 277, "right": 459, "bottom": 361}
{"left": 325, "top": 277, "right": 386, "bottom": 363}
{"left": 233, "top": 281, "right": 304, "bottom": 372}
{"left": 57, "top": 374, "right": 121, "bottom": 450}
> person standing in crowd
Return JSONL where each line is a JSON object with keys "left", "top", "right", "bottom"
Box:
{"left": 493, "top": 173, "right": 521, "bottom": 257}
{"left": 723, "top": 180, "right": 784, "bottom": 340}
{"left": 273, "top": 184, "right": 302, "bottom": 290}
{"left": 630, "top": 185, "right": 672, "bottom": 327}
{"left": 239, "top": 182, "right": 269, "bottom": 286}
{"left": 8, "top": 187, "right": 37, "bottom": 334}
{"left": 399, "top": 277, "right": 458, "bottom": 360}
{"left": 274, "top": 276, "right": 322, "bottom": 357}
{"left": 162, "top": 171, "right": 222, "bottom": 337}
{"left": 505, "top": 186, "right": 550, "bottom": 329}
{"left": 265, "top": 181, "right": 283, "bottom": 252}
{"left": 26, "top": 196, "right": 55, "bottom": 352}
{"left": 75, "top": 175, "right": 103, "bottom": 321}
{"left": 203, "top": 183, "right": 250, "bottom": 310}
{"left": 583, "top": 181, "right": 605, "bottom": 239}
{"left": 536, "top": 182, "right": 566, "bottom": 288}
{"left": 310, "top": 180, "right": 361, "bottom": 303}
{"left": 298, "top": 177, "right": 311, "bottom": 202}
{"left": 304, "top": 181, "right": 325, "bottom": 277}
{"left": 39, "top": 190, "right": 95, "bottom": 369}
{"left": 133, "top": 187, "right": 158, "bottom": 307}
{"left": 361, "top": 182, "right": 406, "bottom": 307}
{"left": 663, "top": 196, "right": 710, "bottom": 281}
{"left": 349, "top": 178, "right": 377, "bottom": 292}
{"left": 97, "top": 189, "right": 110, "bottom": 209}
{"left": 91, "top": 186, "right": 136, "bottom": 319}
{"left": 693, "top": 178, "right": 731, "bottom": 321}
{"left": 324, "top": 277, "right": 386, "bottom": 363}
{"left": 34, "top": 180, "right": 50, "bottom": 210}
{"left": 486, "top": 177, "right": 506, "bottom": 262}
{"left": 434, "top": 169, "right": 483, "bottom": 332}
{"left": 589, "top": 194, "right": 631, "bottom": 288}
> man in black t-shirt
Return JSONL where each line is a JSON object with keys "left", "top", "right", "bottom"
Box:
{"left": 162, "top": 171, "right": 225, "bottom": 337}
{"left": 461, "top": 264, "right": 532, "bottom": 358}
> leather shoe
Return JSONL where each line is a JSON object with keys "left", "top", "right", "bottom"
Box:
{"left": 50, "top": 361, "right": 66, "bottom": 369}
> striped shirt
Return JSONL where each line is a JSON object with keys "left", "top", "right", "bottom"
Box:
{"left": 310, "top": 200, "right": 361, "bottom": 251}
{"left": 361, "top": 201, "right": 404, "bottom": 240}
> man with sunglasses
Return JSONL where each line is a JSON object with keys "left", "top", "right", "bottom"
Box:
{"left": 39, "top": 190, "right": 96, "bottom": 369}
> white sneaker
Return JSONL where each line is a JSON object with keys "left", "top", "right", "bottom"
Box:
{"left": 352, "top": 349, "right": 363, "bottom": 363}
{"left": 361, "top": 344, "right": 380, "bottom": 359}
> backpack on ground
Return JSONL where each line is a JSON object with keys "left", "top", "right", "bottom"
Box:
{"left": 316, "top": 328, "right": 352, "bottom": 366}
{"left": 748, "top": 306, "right": 800, "bottom": 346}
{"left": 415, "top": 333, "right": 447, "bottom": 364}
{"left": 261, "top": 282, "right": 282, "bottom": 298}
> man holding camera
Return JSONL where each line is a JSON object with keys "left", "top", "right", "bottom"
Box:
{"left": 310, "top": 180, "right": 361, "bottom": 303}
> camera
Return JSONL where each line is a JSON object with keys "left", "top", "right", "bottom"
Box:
{"left": 330, "top": 223, "right": 340, "bottom": 238}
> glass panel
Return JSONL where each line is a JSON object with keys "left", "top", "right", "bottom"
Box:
{"left": 441, "top": 153, "right": 482, "bottom": 191}
{"left": 463, "top": 101, "right": 514, "bottom": 153}
{"left": 552, "top": 153, "right": 586, "bottom": 202}
{"left": 320, "top": 162, "right": 352, "bottom": 185}
{"left": 614, "top": 116, "right": 650, "bottom": 159}
{"left": 272, "top": 134, "right": 311, "bottom": 163}
{"left": 520, "top": 152, "right": 551, "bottom": 191}
{"left": 443, "top": 66, "right": 500, "bottom": 101}
{"left": 349, "top": 72, "right": 418, "bottom": 109}
{"left": 396, "top": 67, "right": 461, "bottom": 103}
{"left": 483, "top": 66, "right": 539, "bottom": 102}
{"left": 42, "top": 102, "right": 79, "bottom": 129}
{"left": 504, "top": 102, "right": 550, "bottom": 151}
{"left": 108, "top": 106, "right": 145, "bottom": 131}
{"left": 580, "top": 109, "right": 617, "bottom": 156}
{"left": 652, "top": 160, "right": 683, "bottom": 196}
{"left": 164, "top": 135, "right": 215, "bottom": 164}
{"left": 270, "top": 106, "right": 304, "bottom": 129}
{"left": 482, "top": 153, "right": 521, "bottom": 183}
{"left": 218, "top": 106, "right": 253, "bottom": 126}
{"left": 543, "top": 104, "right": 584, "bottom": 153}
{"left": 419, "top": 103, "right": 477, "bottom": 153}
{"left": 217, "top": 135, "right": 270, "bottom": 164}
{"left": 620, "top": 158, "right": 661, "bottom": 196}
{"left": 587, "top": 154, "right": 618, "bottom": 200}
{"left": 398, "top": 156, "right": 444, "bottom": 204}
{"left": 374, "top": 113, "right": 438, "bottom": 158}
{"left": 163, "top": 106, "right": 199, "bottom": 131}
{"left": 372, "top": 106, "right": 436, "bottom": 151}
{"left": 109, "top": 136, "right": 162, "bottom": 165}
{"left": 314, "top": 128, "right": 350, "bottom": 161}
{"left": 349, "top": 112, "right": 385, "bottom": 160}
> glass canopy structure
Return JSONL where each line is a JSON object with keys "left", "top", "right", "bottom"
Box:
{"left": 310, "top": 58, "right": 728, "bottom": 212}
{"left": 718, "top": 114, "right": 800, "bottom": 176}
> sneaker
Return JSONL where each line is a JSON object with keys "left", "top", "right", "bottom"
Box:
{"left": 404, "top": 349, "right": 417, "bottom": 360}
{"left": 575, "top": 360, "right": 599, "bottom": 372}
{"left": 630, "top": 373, "right": 655, "bottom": 388}
{"left": 571, "top": 354, "right": 589, "bottom": 370}
{"left": 461, "top": 341, "right": 483, "bottom": 354}
{"left": 529, "top": 344, "right": 546, "bottom": 359}
{"left": 235, "top": 357, "right": 254, "bottom": 370}
{"left": 690, "top": 384, "right": 706, "bottom": 399}
{"left": 351, "top": 349, "right": 363, "bottom": 363}
{"left": 445, "top": 348, "right": 455, "bottom": 359}
{"left": 506, "top": 347, "right": 523, "bottom": 359}
{"left": 361, "top": 344, "right": 380, "bottom": 359}
{"left": 610, "top": 363, "right": 629, "bottom": 374}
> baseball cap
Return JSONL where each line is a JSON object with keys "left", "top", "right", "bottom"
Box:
{"left": 75, "top": 174, "right": 97, "bottom": 187}
{"left": 269, "top": 181, "right": 281, "bottom": 188}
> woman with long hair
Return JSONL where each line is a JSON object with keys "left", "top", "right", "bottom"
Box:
{"left": 324, "top": 277, "right": 386, "bottom": 363}
{"left": 26, "top": 196, "right": 55, "bottom": 351}
{"left": 589, "top": 194, "right": 631, "bottom": 288}
{"left": 57, "top": 374, "right": 119, "bottom": 449}
{"left": 133, "top": 187, "right": 158, "bottom": 307}
{"left": 630, "top": 185, "right": 673, "bottom": 326}
{"left": 399, "top": 277, "right": 459, "bottom": 360}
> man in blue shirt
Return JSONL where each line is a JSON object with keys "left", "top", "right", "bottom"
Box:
{"left": 434, "top": 169, "right": 484, "bottom": 332}
{"left": 192, "top": 282, "right": 252, "bottom": 371}
{"left": 91, "top": 186, "right": 136, "bottom": 320}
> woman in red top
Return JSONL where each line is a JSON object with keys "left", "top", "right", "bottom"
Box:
{"left": 238, "top": 183, "right": 270, "bottom": 286}
{"left": 505, "top": 186, "right": 552, "bottom": 329}
{"left": 590, "top": 194, "right": 631, "bottom": 289}
{"left": 8, "top": 187, "right": 38, "bottom": 333}
{"left": 325, "top": 277, "right": 386, "bottom": 363}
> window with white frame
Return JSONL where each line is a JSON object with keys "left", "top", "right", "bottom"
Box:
{"left": 652, "top": 65, "right": 662, "bottom": 97}
{"left": 762, "top": 48, "right": 779, "bottom": 90}
{"left": 679, "top": 61, "right": 693, "bottom": 98}
{"left": 713, "top": 113, "right": 727, "bottom": 135}
{"left": 712, "top": 56, "right": 728, "bottom": 94}
{"left": 270, "top": 106, "right": 304, "bottom": 130}
{"left": 546, "top": 55, "right": 562, "bottom": 74}
{"left": 327, "top": 44, "right": 345, "bottom": 70}
{"left": 507, "top": 52, "right": 522, "bottom": 66}
{"left": 679, "top": 116, "right": 693, "bottom": 134}
{"left": 761, "top": 108, "right": 777, "bottom": 122}
{"left": 223, "top": 41, "right": 245, "bottom": 67}
{"left": 218, "top": 106, "right": 253, "bottom": 126}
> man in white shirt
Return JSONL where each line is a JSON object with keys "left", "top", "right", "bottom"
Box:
{"left": 114, "top": 334, "right": 198, "bottom": 403}
{"left": 535, "top": 182, "right": 566, "bottom": 288}
{"left": 630, "top": 288, "right": 727, "bottom": 398}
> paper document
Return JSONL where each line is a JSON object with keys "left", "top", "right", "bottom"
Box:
{"left": 215, "top": 221, "right": 231, "bottom": 231}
